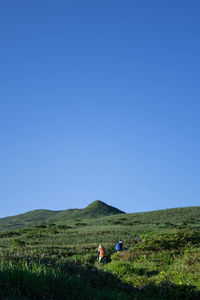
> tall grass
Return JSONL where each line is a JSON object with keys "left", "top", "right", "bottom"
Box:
{"left": 0, "top": 210, "right": 200, "bottom": 299}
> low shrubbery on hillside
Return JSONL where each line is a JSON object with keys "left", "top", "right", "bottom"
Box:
{"left": 104, "top": 230, "right": 200, "bottom": 297}
{"left": 134, "top": 230, "right": 200, "bottom": 251}
{"left": 0, "top": 206, "right": 200, "bottom": 299}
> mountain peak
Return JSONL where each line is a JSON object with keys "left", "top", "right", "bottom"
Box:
{"left": 83, "top": 200, "right": 125, "bottom": 217}
{"left": 86, "top": 200, "right": 107, "bottom": 208}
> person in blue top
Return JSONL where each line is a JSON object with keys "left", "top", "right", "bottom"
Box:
{"left": 115, "top": 240, "right": 123, "bottom": 252}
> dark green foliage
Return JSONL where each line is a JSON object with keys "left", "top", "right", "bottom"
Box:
{"left": 74, "top": 222, "right": 87, "bottom": 227}
{"left": 56, "top": 224, "right": 72, "bottom": 230}
{"left": 135, "top": 231, "right": 200, "bottom": 251}
{"left": 0, "top": 259, "right": 199, "bottom": 300}
{"left": 0, "top": 231, "right": 21, "bottom": 238}
{"left": 12, "top": 239, "right": 26, "bottom": 248}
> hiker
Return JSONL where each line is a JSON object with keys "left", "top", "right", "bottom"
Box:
{"left": 134, "top": 234, "right": 143, "bottom": 243}
{"left": 134, "top": 234, "right": 141, "bottom": 240}
{"left": 115, "top": 240, "right": 123, "bottom": 252}
{"left": 97, "top": 244, "right": 106, "bottom": 263}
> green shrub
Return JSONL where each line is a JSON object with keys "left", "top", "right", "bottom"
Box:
{"left": 12, "top": 239, "right": 26, "bottom": 248}
{"left": 134, "top": 231, "right": 200, "bottom": 251}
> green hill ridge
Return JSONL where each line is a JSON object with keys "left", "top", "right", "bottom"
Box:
{"left": 0, "top": 201, "right": 200, "bottom": 233}
{"left": 0, "top": 200, "right": 125, "bottom": 231}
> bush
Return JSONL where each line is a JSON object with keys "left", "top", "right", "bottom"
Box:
{"left": 12, "top": 239, "right": 26, "bottom": 248}
{"left": 134, "top": 231, "right": 200, "bottom": 251}
{"left": 0, "top": 231, "right": 21, "bottom": 238}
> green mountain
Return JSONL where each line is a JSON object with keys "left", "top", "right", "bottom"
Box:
{"left": 82, "top": 200, "right": 125, "bottom": 217}
{"left": 0, "top": 201, "right": 200, "bottom": 233}
{"left": 0, "top": 200, "right": 125, "bottom": 231}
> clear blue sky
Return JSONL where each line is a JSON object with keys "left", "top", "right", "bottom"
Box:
{"left": 0, "top": 0, "right": 200, "bottom": 218}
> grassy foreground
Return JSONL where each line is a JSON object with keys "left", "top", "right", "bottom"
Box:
{"left": 0, "top": 206, "right": 199, "bottom": 299}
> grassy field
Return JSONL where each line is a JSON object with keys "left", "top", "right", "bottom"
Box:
{"left": 0, "top": 204, "right": 199, "bottom": 299}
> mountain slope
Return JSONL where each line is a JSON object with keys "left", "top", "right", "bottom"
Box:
{"left": 0, "top": 200, "right": 125, "bottom": 231}
{"left": 0, "top": 202, "right": 200, "bottom": 233}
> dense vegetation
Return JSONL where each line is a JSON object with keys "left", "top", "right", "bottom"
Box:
{"left": 0, "top": 202, "right": 199, "bottom": 299}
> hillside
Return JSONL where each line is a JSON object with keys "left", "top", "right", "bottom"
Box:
{"left": 0, "top": 204, "right": 200, "bottom": 299}
{"left": 0, "top": 200, "right": 125, "bottom": 231}
{"left": 0, "top": 205, "right": 200, "bottom": 299}
{"left": 0, "top": 201, "right": 199, "bottom": 233}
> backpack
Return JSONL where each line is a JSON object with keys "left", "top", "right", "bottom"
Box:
{"left": 115, "top": 243, "right": 121, "bottom": 251}
{"left": 119, "top": 242, "right": 123, "bottom": 250}
{"left": 100, "top": 247, "right": 106, "bottom": 257}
